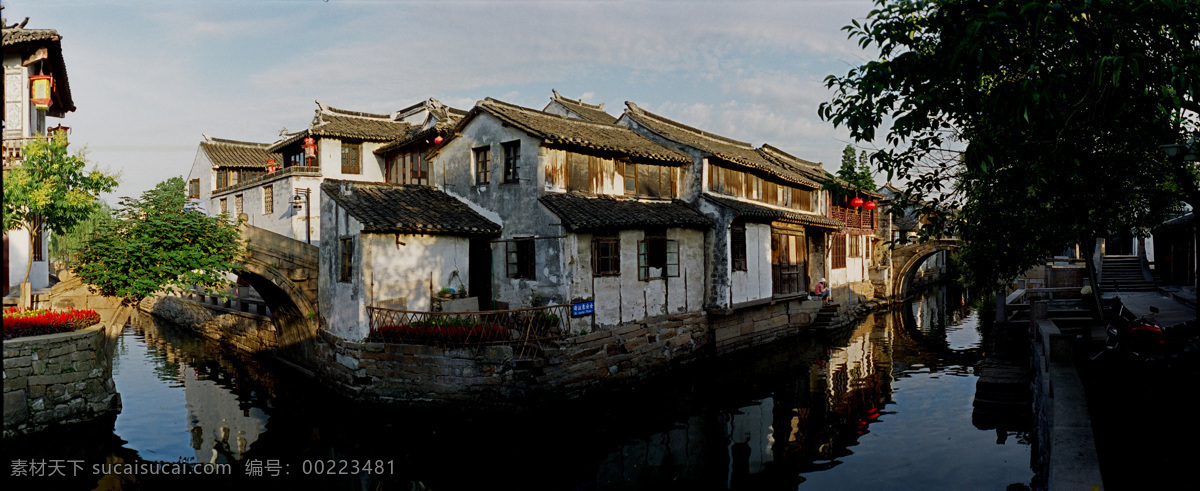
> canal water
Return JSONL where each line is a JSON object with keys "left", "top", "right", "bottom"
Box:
{"left": 4, "top": 285, "right": 1034, "bottom": 489}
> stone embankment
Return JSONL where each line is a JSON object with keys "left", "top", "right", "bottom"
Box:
{"left": 3, "top": 324, "right": 122, "bottom": 437}
{"left": 140, "top": 295, "right": 278, "bottom": 353}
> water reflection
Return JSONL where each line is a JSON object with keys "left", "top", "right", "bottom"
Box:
{"left": 3, "top": 285, "right": 1032, "bottom": 490}
{"left": 113, "top": 314, "right": 269, "bottom": 464}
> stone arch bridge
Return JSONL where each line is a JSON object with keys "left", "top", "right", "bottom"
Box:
{"left": 890, "top": 238, "right": 959, "bottom": 299}
{"left": 235, "top": 224, "right": 321, "bottom": 364}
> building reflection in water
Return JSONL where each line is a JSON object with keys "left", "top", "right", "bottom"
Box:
{"left": 124, "top": 314, "right": 269, "bottom": 464}
{"left": 589, "top": 284, "right": 1022, "bottom": 489}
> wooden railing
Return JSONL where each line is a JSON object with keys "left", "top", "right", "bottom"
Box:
{"left": 3, "top": 136, "right": 51, "bottom": 167}
{"left": 366, "top": 304, "right": 570, "bottom": 349}
{"left": 830, "top": 205, "right": 877, "bottom": 231}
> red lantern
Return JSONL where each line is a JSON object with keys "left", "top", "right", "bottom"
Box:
{"left": 850, "top": 197, "right": 864, "bottom": 208}
{"left": 433, "top": 136, "right": 444, "bottom": 145}
{"left": 30, "top": 75, "right": 52, "bottom": 110}
{"left": 266, "top": 159, "right": 278, "bottom": 173}
{"left": 302, "top": 137, "right": 317, "bottom": 157}
{"left": 864, "top": 200, "right": 876, "bottom": 210}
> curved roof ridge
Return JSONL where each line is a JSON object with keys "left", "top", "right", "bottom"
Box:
{"left": 202, "top": 136, "right": 274, "bottom": 148}
{"left": 315, "top": 100, "right": 394, "bottom": 120}
{"left": 624, "top": 101, "right": 754, "bottom": 149}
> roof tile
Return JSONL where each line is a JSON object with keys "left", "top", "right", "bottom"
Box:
{"left": 321, "top": 180, "right": 501, "bottom": 235}
{"left": 539, "top": 192, "right": 712, "bottom": 232}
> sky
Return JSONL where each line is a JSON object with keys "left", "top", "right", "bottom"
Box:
{"left": 5, "top": 0, "right": 883, "bottom": 202}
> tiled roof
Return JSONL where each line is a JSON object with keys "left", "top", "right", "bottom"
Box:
{"left": 268, "top": 102, "right": 415, "bottom": 152}
{"left": 2, "top": 24, "right": 60, "bottom": 46}
{"left": 374, "top": 100, "right": 465, "bottom": 155}
{"left": 321, "top": 180, "right": 500, "bottom": 235}
{"left": 474, "top": 98, "right": 690, "bottom": 163}
{"left": 623, "top": 103, "right": 824, "bottom": 188}
{"left": 539, "top": 192, "right": 712, "bottom": 232}
{"left": 2, "top": 23, "right": 74, "bottom": 116}
{"left": 200, "top": 137, "right": 281, "bottom": 168}
{"left": 548, "top": 90, "right": 617, "bottom": 124}
{"left": 703, "top": 195, "right": 844, "bottom": 230}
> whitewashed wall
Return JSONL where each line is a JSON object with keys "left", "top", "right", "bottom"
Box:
{"left": 566, "top": 228, "right": 705, "bottom": 329}
{"left": 319, "top": 195, "right": 367, "bottom": 340}
{"left": 362, "top": 233, "right": 472, "bottom": 314}
{"left": 729, "top": 223, "right": 772, "bottom": 305}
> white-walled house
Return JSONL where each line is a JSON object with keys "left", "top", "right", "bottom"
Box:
{"left": 318, "top": 179, "right": 501, "bottom": 340}
{"left": 191, "top": 100, "right": 459, "bottom": 246}
{"left": 428, "top": 98, "right": 712, "bottom": 330}
{"left": 616, "top": 103, "right": 845, "bottom": 311}
{"left": 3, "top": 18, "right": 76, "bottom": 295}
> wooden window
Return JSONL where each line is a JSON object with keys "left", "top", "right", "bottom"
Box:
{"left": 502, "top": 141, "right": 520, "bottom": 183}
{"left": 623, "top": 162, "right": 636, "bottom": 195}
{"left": 506, "top": 238, "right": 535, "bottom": 279}
{"left": 474, "top": 146, "right": 491, "bottom": 185}
{"left": 341, "top": 143, "right": 361, "bottom": 174}
{"left": 849, "top": 234, "right": 862, "bottom": 257}
{"left": 188, "top": 179, "right": 200, "bottom": 199}
{"left": 591, "top": 234, "right": 620, "bottom": 276}
{"left": 832, "top": 233, "right": 847, "bottom": 269}
{"left": 219, "top": 198, "right": 227, "bottom": 214}
{"left": 771, "top": 231, "right": 806, "bottom": 295}
{"left": 339, "top": 237, "right": 353, "bottom": 282}
{"left": 285, "top": 150, "right": 303, "bottom": 168}
{"left": 413, "top": 152, "right": 428, "bottom": 184}
{"left": 30, "top": 214, "right": 44, "bottom": 262}
{"left": 216, "top": 169, "right": 229, "bottom": 189}
{"left": 638, "top": 230, "right": 679, "bottom": 280}
{"left": 263, "top": 185, "right": 273, "bottom": 214}
{"left": 731, "top": 225, "right": 747, "bottom": 272}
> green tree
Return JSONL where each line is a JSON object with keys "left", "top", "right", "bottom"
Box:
{"left": 49, "top": 201, "right": 112, "bottom": 267}
{"left": 74, "top": 177, "right": 244, "bottom": 305}
{"left": 828, "top": 144, "right": 877, "bottom": 199}
{"left": 819, "top": 0, "right": 1199, "bottom": 290}
{"left": 3, "top": 131, "right": 118, "bottom": 285}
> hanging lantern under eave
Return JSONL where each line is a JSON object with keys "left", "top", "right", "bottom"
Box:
{"left": 30, "top": 75, "right": 53, "bottom": 110}
{"left": 864, "top": 200, "right": 876, "bottom": 210}
{"left": 302, "top": 137, "right": 317, "bottom": 157}
{"left": 850, "top": 197, "right": 864, "bottom": 208}
{"left": 433, "top": 135, "right": 444, "bottom": 145}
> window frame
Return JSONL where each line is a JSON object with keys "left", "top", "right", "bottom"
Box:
{"left": 591, "top": 234, "right": 621, "bottom": 277}
{"left": 502, "top": 141, "right": 521, "bottom": 184}
{"left": 832, "top": 233, "right": 847, "bottom": 269}
{"left": 235, "top": 194, "right": 244, "bottom": 216}
{"left": 263, "top": 185, "right": 274, "bottom": 214}
{"left": 622, "top": 161, "right": 637, "bottom": 195}
{"left": 219, "top": 198, "right": 228, "bottom": 215}
{"left": 474, "top": 146, "right": 491, "bottom": 185}
{"left": 188, "top": 179, "right": 200, "bottom": 199}
{"left": 638, "top": 230, "right": 679, "bottom": 280}
{"left": 506, "top": 238, "right": 535, "bottom": 279}
{"left": 339, "top": 237, "right": 354, "bottom": 283}
{"left": 730, "top": 224, "right": 747, "bottom": 272}
{"left": 341, "top": 142, "right": 362, "bottom": 174}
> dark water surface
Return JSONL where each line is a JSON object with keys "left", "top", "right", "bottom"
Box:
{"left": 4, "top": 285, "right": 1033, "bottom": 489}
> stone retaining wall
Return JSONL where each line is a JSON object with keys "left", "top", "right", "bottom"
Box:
{"left": 314, "top": 311, "right": 711, "bottom": 405}
{"left": 3, "top": 325, "right": 121, "bottom": 437}
{"left": 142, "top": 295, "right": 279, "bottom": 353}
{"left": 711, "top": 298, "right": 825, "bottom": 353}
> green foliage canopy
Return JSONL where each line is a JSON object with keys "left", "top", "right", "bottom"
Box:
{"left": 2, "top": 131, "right": 118, "bottom": 284}
{"left": 820, "top": 0, "right": 1200, "bottom": 289}
{"left": 74, "top": 177, "right": 244, "bottom": 304}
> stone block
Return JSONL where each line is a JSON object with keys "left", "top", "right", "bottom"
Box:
{"left": 3, "top": 390, "right": 28, "bottom": 425}
{"left": 4, "top": 355, "right": 32, "bottom": 369}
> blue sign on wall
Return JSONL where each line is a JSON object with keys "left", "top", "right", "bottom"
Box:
{"left": 571, "top": 301, "right": 595, "bottom": 317}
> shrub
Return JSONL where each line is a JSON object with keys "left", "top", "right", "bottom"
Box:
{"left": 370, "top": 318, "right": 509, "bottom": 345}
{"left": 3, "top": 307, "right": 101, "bottom": 340}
